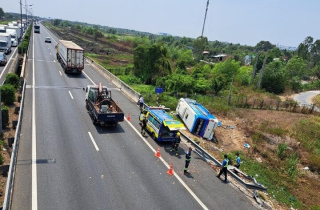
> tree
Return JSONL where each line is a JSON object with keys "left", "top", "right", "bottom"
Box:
{"left": 210, "top": 74, "right": 227, "bottom": 95}
{"left": 53, "top": 19, "right": 61, "bottom": 26}
{"left": 193, "top": 36, "right": 208, "bottom": 61}
{"left": 284, "top": 56, "right": 307, "bottom": 79}
{"left": 261, "top": 61, "right": 286, "bottom": 94}
{"left": 0, "top": 7, "right": 4, "bottom": 19}
{"left": 255, "top": 41, "right": 275, "bottom": 51}
{"left": 133, "top": 44, "right": 171, "bottom": 85}
{"left": 93, "top": 30, "right": 103, "bottom": 41}
{"left": 212, "top": 58, "right": 240, "bottom": 82}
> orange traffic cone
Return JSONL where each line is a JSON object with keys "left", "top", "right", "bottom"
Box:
{"left": 155, "top": 147, "right": 161, "bottom": 158}
{"left": 127, "top": 113, "right": 131, "bottom": 121}
{"left": 167, "top": 163, "right": 174, "bottom": 176}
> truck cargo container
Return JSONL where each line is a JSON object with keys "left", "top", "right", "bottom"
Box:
{"left": 5, "top": 29, "right": 18, "bottom": 47}
{"left": 6, "top": 26, "right": 21, "bottom": 41}
{"left": 0, "top": 33, "right": 12, "bottom": 54}
{"left": 56, "top": 40, "right": 84, "bottom": 74}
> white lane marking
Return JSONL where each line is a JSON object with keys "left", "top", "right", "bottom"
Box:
{"left": 50, "top": 53, "right": 52, "bottom": 55}
{"left": 124, "top": 118, "right": 209, "bottom": 210}
{"left": 68, "top": 91, "right": 74, "bottom": 99}
{"left": 0, "top": 47, "right": 18, "bottom": 79}
{"left": 88, "top": 132, "right": 99, "bottom": 151}
{"left": 83, "top": 56, "right": 207, "bottom": 209}
{"left": 59, "top": 71, "right": 62, "bottom": 75}
{"left": 82, "top": 71, "right": 96, "bottom": 85}
{"left": 32, "top": 27, "right": 38, "bottom": 210}
{"left": 54, "top": 60, "right": 56, "bottom": 63}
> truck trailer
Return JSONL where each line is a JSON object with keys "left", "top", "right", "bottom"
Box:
{"left": 6, "top": 26, "right": 21, "bottom": 41}
{"left": 0, "top": 33, "right": 12, "bottom": 54}
{"left": 5, "top": 29, "right": 18, "bottom": 47}
{"left": 56, "top": 40, "right": 84, "bottom": 74}
{"left": 85, "top": 83, "right": 124, "bottom": 125}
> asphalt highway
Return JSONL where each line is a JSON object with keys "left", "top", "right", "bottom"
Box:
{"left": 10, "top": 24, "right": 259, "bottom": 210}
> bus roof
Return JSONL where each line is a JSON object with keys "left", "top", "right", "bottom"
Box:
{"left": 185, "top": 98, "right": 217, "bottom": 120}
{"left": 148, "top": 108, "right": 173, "bottom": 122}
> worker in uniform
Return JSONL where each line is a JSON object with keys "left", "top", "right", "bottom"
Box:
{"left": 184, "top": 147, "right": 192, "bottom": 175}
{"left": 216, "top": 154, "right": 229, "bottom": 183}
{"left": 170, "top": 132, "right": 181, "bottom": 156}
{"left": 141, "top": 115, "right": 147, "bottom": 136}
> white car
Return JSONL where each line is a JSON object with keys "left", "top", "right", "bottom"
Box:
{"left": 45, "top": 37, "right": 51, "bottom": 43}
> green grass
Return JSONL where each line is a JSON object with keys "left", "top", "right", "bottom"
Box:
{"left": 241, "top": 158, "right": 303, "bottom": 209}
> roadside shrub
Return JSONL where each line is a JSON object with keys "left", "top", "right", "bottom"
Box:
{"left": 277, "top": 143, "right": 288, "bottom": 160}
{"left": 1, "top": 84, "right": 16, "bottom": 105}
{"left": 0, "top": 153, "right": 3, "bottom": 165}
{"left": 286, "top": 153, "right": 298, "bottom": 178}
{"left": 308, "top": 154, "right": 320, "bottom": 173}
{"left": 2, "top": 106, "right": 9, "bottom": 127}
{"left": 5, "top": 73, "right": 20, "bottom": 88}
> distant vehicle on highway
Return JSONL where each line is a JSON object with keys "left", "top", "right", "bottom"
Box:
{"left": 34, "top": 25, "right": 40, "bottom": 33}
{"left": 0, "top": 52, "right": 7, "bottom": 66}
{"left": 45, "top": 37, "right": 51, "bottom": 43}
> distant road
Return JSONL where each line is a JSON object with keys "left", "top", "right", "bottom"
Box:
{"left": 293, "top": 90, "right": 320, "bottom": 112}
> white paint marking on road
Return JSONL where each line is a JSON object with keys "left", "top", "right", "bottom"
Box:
{"left": 54, "top": 60, "right": 56, "bottom": 63}
{"left": 0, "top": 47, "right": 18, "bottom": 80}
{"left": 88, "top": 132, "right": 99, "bottom": 151}
{"left": 124, "top": 118, "right": 209, "bottom": 210}
{"left": 32, "top": 28, "right": 38, "bottom": 210}
{"left": 82, "top": 71, "right": 96, "bottom": 85}
{"left": 68, "top": 91, "right": 74, "bottom": 99}
{"left": 59, "top": 71, "right": 62, "bottom": 76}
{"left": 50, "top": 52, "right": 52, "bottom": 55}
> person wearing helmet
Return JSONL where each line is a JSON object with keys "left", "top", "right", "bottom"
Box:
{"left": 170, "top": 132, "right": 181, "bottom": 156}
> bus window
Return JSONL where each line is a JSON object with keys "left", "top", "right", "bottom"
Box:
{"left": 152, "top": 119, "right": 160, "bottom": 129}
{"left": 147, "top": 115, "right": 154, "bottom": 122}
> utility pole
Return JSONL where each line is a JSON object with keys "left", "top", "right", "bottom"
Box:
{"left": 25, "top": 0, "right": 27, "bottom": 24}
{"left": 201, "top": 0, "right": 209, "bottom": 37}
{"left": 20, "top": 0, "right": 23, "bottom": 54}
{"left": 227, "top": 76, "right": 234, "bottom": 105}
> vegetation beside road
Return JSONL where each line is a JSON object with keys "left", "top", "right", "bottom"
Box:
{"left": 40, "top": 19, "right": 320, "bottom": 209}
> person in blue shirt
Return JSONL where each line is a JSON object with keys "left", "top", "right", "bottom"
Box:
{"left": 184, "top": 147, "right": 192, "bottom": 175}
{"left": 216, "top": 154, "right": 229, "bottom": 183}
{"left": 234, "top": 152, "right": 241, "bottom": 174}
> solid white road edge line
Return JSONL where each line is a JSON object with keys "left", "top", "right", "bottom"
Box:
{"left": 88, "top": 132, "right": 99, "bottom": 151}
{"left": 124, "top": 117, "right": 209, "bottom": 210}
{"left": 68, "top": 91, "right": 74, "bottom": 99}
{"left": 59, "top": 71, "right": 62, "bottom": 75}
{"left": 82, "top": 71, "right": 96, "bottom": 85}
{"left": 32, "top": 28, "right": 38, "bottom": 210}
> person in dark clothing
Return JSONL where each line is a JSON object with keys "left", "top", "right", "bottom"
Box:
{"left": 216, "top": 154, "right": 229, "bottom": 182}
{"left": 184, "top": 147, "right": 192, "bottom": 175}
{"left": 141, "top": 116, "right": 147, "bottom": 135}
{"left": 170, "top": 132, "right": 181, "bottom": 155}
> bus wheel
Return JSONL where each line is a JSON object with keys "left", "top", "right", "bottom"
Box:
{"left": 93, "top": 118, "right": 98, "bottom": 125}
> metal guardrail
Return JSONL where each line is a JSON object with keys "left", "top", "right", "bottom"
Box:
{"left": 180, "top": 132, "right": 267, "bottom": 192}
{"left": 2, "top": 81, "right": 26, "bottom": 210}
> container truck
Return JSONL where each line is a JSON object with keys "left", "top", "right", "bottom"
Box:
{"left": 0, "top": 33, "right": 12, "bottom": 54}
{"left": 0, "top": 25, "right": 6, "bottom": 33}
{"left": 56, "top": 40, "right": 84, "bottom": 74}
{"left": 34, "top": 25, "right": 40, "bottom": 33}
{"left": 85, "top": 83, "right": 124, "bottom": 125}
{"left": 6, "top": 29, "right": 18, "bottom": 47}
{"left": 6, "top": 26, "right": 21, "bottom": 41}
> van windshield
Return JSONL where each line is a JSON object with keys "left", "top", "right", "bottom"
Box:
{"left": 0, "top": 42, "right": 6, "bottom": 47}
{"left": 11, "top": 35, "right": 16, "bottom": 38}
{"left": 0, "top": 30, "right": 5, "bottom": 33}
